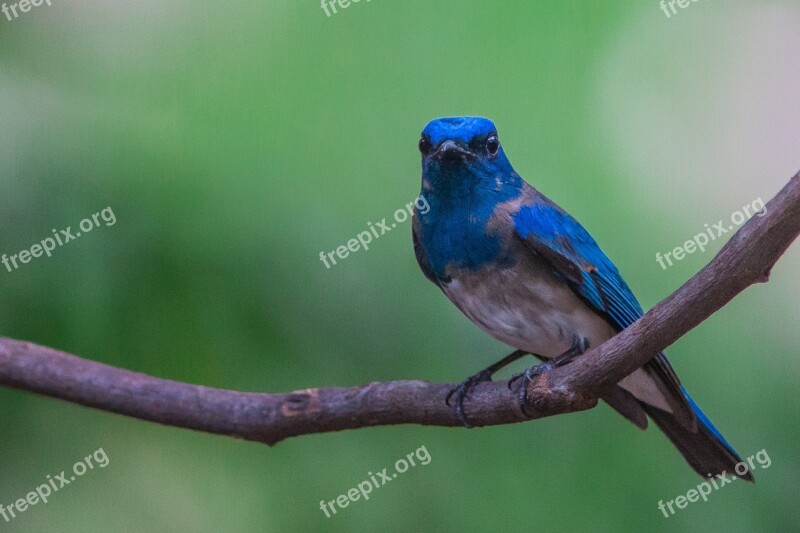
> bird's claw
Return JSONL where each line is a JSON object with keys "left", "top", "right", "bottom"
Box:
{"left": 446, "top": 369, "right": 493, "bottom": 428}
{"left": 508, "top": 363, "right": 553, "bottom": 416}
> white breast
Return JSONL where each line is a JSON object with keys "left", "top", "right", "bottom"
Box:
{"left": 441, "top": 258, "right": 617, "bottom": 359}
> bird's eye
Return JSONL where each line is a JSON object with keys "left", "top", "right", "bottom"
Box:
{"left": 486, "top": 134, "right": 500, "bottom": 156}
{"left": 418, "top": 136, "right": 431, "bottom": 155}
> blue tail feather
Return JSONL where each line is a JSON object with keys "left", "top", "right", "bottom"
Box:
{"left": 681, "top": 386, "right": 742, "bottom": 462}
{"left": 641, "top": 387, "right": 753, "bottom": 481}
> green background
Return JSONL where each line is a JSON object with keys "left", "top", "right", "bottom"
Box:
{"left": 1, "top": 0, "right": 798, "bottom": 531}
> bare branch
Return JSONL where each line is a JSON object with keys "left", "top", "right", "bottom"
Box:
{"left": 1, "top": 171, "right": 797, "bottom": 446}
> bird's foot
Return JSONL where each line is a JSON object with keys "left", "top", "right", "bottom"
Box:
{"left": 508, "top": 336, "right": 588, "bottom": 416}
{"left": 507, "top": 361, "right": 556, "bottom": 416}
{"left": 446, "top": 369, "right": 493, "bottom": 428}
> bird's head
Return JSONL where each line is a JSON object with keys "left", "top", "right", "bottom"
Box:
{"left": 418, "top": 117, "right": 520, "bottom": 200}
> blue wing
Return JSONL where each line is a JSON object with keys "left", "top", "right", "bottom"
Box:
{"left": 513, "top": 201, "right": 643, "bottom": 330}
{"left": 512, "top": 198, "right": 692, "bottom": 425}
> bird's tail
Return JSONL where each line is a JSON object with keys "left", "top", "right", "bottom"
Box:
{"left": 642, "top": 387, "right": 754, "bottom": 482}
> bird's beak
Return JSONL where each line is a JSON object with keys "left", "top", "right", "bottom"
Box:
{"left": 434, "top": 140, "right": 471, "bottom": 162}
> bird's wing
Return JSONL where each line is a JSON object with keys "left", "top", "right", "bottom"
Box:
{"left": 513, "top": 200, "right": 641, "bottom": 328}
{"left": 513, "top": 199, "right": 694, "bottom": 427}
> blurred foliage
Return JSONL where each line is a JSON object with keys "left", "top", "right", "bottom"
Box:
{"left": 0, "top": 0, "right": 798, "bottom": 531}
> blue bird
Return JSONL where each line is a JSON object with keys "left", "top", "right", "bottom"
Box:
{"left": 412, "top": 116, "right": 752, "bottom": 481}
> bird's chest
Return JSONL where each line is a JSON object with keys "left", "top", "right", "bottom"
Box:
{"left": 440, "top": 258, "right": 614, "bottom": 358}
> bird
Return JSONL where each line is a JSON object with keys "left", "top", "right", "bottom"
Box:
{"left": 411, "top": 116, "right": 752, "bottom": 481}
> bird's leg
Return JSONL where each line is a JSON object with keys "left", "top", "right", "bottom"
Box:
{"left": 446, "top": 349, "right": 530, "bottom": 428}
{"left": 508, "top": 336, "right": 589, "bottom": 416}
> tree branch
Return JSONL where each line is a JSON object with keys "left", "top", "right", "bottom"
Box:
{"left": 1, "top": 172, "right": 798, "bottom": 446}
